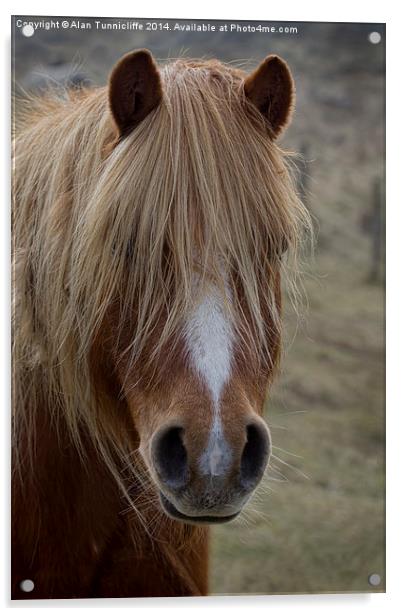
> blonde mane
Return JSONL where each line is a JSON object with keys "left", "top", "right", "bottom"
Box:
{"left": 13, "top": 57, "right": 311, "bottom": 499}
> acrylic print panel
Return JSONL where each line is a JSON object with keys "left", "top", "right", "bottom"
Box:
{"left": 11, "top": 16, "right": 385, "bottom": 599}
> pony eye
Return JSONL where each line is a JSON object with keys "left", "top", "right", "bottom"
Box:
{"left": 111, "top": 238, "right": 135, "bottom": 261}
{"left": 269, "top": 237, "right": 289, "bottom": 261}
{"left": 280, "top": 237, "right": 289, "bottom": 257}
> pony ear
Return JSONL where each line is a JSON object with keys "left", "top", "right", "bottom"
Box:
{"left": 244, "top": 55, "right": 295, "bottom": 138}
{"left": 108, "top": 49, "right": 163, "bottom": 137}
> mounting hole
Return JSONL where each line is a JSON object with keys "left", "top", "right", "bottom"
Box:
{"left": 21, "top": 24, "right": 35, "bottom": 37}
{"left": 368, "top": 573, "right": 381, "bottom": 587}
{"left": 368, "top": 31, "right": 381, "bottom": 45}
{"left": 20, "top": 579, "right": 34, "bottom": 593}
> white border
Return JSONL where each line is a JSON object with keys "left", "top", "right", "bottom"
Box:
{"left": 2, "top": 1, "right": 401, "bottom": 614}
{"left": 0, "top": 1, "right": 393, "bottom": 22}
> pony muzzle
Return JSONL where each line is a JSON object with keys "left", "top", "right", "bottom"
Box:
{"left": 149, "top": 418, "right": 271, "bottom": 524}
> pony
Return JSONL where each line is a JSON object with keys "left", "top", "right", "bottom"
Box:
{"left": 12, "top": 49, "right": 310, "bottom": 599}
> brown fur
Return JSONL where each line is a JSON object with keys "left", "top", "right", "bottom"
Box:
{"left": 244, "top": 55, "right": 295, "bottom": 137}
{"left": 109, "top": 49, "right": 163, "bottom": 138}
{"left": 12, "top": 51, "right": 311, "bottom": 599}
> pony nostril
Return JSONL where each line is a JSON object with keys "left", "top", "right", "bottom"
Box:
{"left": 240, "top": 423, "right": 270, "bottom": 489}
{"left": 152, "top": 426, "right": 188, "bottom": 490}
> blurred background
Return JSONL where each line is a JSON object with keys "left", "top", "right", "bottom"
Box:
{"left": 12, "top": 17, "right": 385, "bottom": 595}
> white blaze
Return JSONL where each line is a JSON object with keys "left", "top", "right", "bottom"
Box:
{"left": 184, "top": 281, "right": 234, "bottom": 475}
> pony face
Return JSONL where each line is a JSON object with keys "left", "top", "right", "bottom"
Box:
{"left": 113, "top": 268, "right": 282, "bottom": 524}
{"left": 100, "top": 50, "right": 302, "bottom": 523}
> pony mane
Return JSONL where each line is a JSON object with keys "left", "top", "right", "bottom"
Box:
{"left": 12, "top": 57, "right": 311, "bottom": 502}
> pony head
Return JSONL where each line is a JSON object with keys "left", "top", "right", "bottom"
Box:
{"left": 14, "top": 50, "right": 310, "bottom": 525}
{"left": 104, "top": 50, "right": 307, "bottom": 523}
